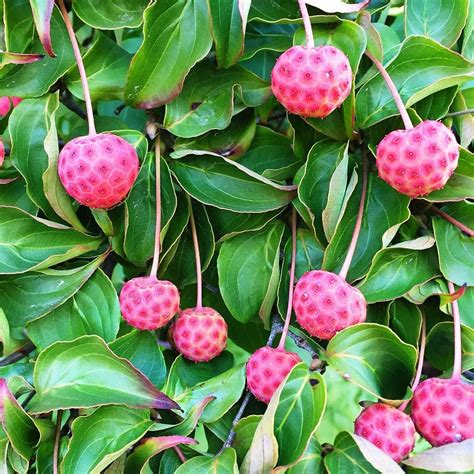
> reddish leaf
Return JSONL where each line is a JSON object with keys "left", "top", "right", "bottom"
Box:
{"left": 0, "top": 52, "right": 44, "bottom": 66}
{"left": 29, "top": 0, "right": 56, "bottom": 57}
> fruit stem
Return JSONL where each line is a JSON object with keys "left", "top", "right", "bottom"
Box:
{"left": 339, "top": 152, "right": 368, "bottom": 281}
{"left": 297, "top": 0, "right": 314, "bottom": 49}
{"left": 278, "top": 207, "right": 298, "bottom": 351}
{"left": 399, "top": 315, "right": 426, "bottom": 412}
{"left": 173, "top": 446, "right": 187, "bottom": 463}
{"left": 364, "top": 50, "right": 413, "bottom": 130}
{"left": 149, "top": 138, "right": 162, "bottom": 279}
{"left": 432, "top": 206, "right": 474, "bottom": 238}
{"left": 448, "top": 281, "right": 463, "bottom": 380}
{"left": 57, "top": 0, "right": 96, "bottom": 136}
{"left": 189, "top": 203, "right": 203, "bottom": 309}
{"left": 53, "top": 410, "right": 62, "bottom": 474}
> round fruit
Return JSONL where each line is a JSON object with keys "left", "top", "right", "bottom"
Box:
{"left": 355, "top": 403, "right": 416, "bottom": 462}
{"left": 376, "top": 120, "right": 459, "bottom": 198}
{"left": 411, "top": 377, "right": 474, "bottom": 447}
{"left": 0, "top": 96, "right": 22, "bottom": 117}
{"left": 271, "top": 45, "right": 352, "bottom": 118}
{"left": 173, "top": 307, "right": 227, "bottom": 362}
{"left": 58, "top": 133, "right": 139, "bottom": 209}
{"left": 293, "top": 270, "right": 366, "bottom": 340}
{"left": 246, "top": 346, "right": 301, "bottom": 404}
{"left": 120, "top": 277, "right": 180, "bottom": 331}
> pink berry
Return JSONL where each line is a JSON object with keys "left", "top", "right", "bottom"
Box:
{"left": 355, "top": 403, "right": 416, "bottom": 462}
{"left": 293, "top": 270, "right": 366, "bottom": 340}
{"left": 0, "top": 97, "right": 22, "bottom": 117}
{"left": 173, "top": 307, "right": 228, "bottom": 362}
{"left": 0, "top": 139, "right": 4, "bottom": 168}
{"left": 120, "top": 277, "right": 180, "bottom": 331}
{"left": 376, "top": 120, "right": 459, "bottom": 197}
{"left": 271, "top": 45, "right": 352, "bottom": 118}
{"left": 58, "top": 133, "right": 139, "bottom": 209}
{"left": 246, "top": 346, "right": 301, "bottom": 404}
{"left": 411, "top": 377, "right": 474, "bottom": 447}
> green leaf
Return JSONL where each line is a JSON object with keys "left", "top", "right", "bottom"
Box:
{"left": 125, "top": 436, "right": 198, "bottom": 474}
{"left": 356, "top": 36, "right": 474, "bottom": 129}
{"left": 28, "top": 0, "right": 55, "bottom": 56}
{"left": 238, "top": 126, "right": 303, "bottom": 181}
{"left": 389, "top": 299, "right": 422, "bottom": 347}
{"left": 164, "top": 62, "right": 271, "bottom": 138}
{"left": 28, "top": 335, "right": 179, "bottom": 414}
{"left": 164, "top": 357, "right": 245, "bottom": 423}
{"left": 402, "top": 439, "right": 474, "bottom": 472}
{"left": 274, "top": 366, "right": 326, "bottom": 466}
{"left": 0, "top": 7, "right": 74, "bottom": 97}
{"left": 66, "top": 33, "right": 131, "bottom": 101}
{"left": 125, "top": 0, "right": 212, "bottom": 108}
{"left": 218, "top": 221, "right": 285, "bottom": 325}
{"left": 233, "top": 415, "right": 261, "bottom": 463}
{"left": 425, "top": 322, "right": 474, "bottom": 372}
{"left": 61, "top": 406, "right": 153, "bottom": 474}
{"left": 208, "top": 0, "right": 250, "bottom": 68}
{"left": 73, "top": 0, "right": 149, "bottom": 29}
{"left": 433, "top": 201, "right": 474, "bottom": 286}
{"left": 326, "top": 323, "right": 417, "bottom": 402}
{"left": 423, "top": 148, "right": 474, "bottom": 202}
{"left": 405, "top": 0, "right": 469, "bottom": 47}
{"left": 0, "top": 256, "right": 104, "bottom": 340}
{"left": 357, "top": 237, "right": 440, "bottom": 303}
{"left": 298, "top": 140, "right": 349, "bottom": 243}
{"left": 0, "top": 206, "right": 101, "bottom": 274}
{"left": 0, "top": 179, "right": 37, "bottom": 214}
{"left": 4, "top": 0, "right": 35, "bottom": 53}
{"left": 323, "top": 431, "right": 384, "bottom": 473}
{"left": 169, "top": 154, "right": 294, "bottom": 213}
{"left": 286, "top": 435, "right": 324, "bottom": 474}
{"left": 414, "top": 86, "right": 458, "bottom": 121}
{"left": 175, "top": 448, "right": 239, "bottom": 474}
{"left": 124, "top": 155, "right": 176, "bottom": 267}
{"left": 323, "top": 174, "right": 411, "bottom": 281}
{"left": 27, "top": 269, "right": 120, "bottom": 349}
{"left": 110, "top": 331, "right": 167, "bottom": 389}
{"left": 0, "top": 379, "right": 40, "bottom": 461}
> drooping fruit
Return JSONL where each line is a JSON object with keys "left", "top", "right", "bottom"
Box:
{"left": 355, "top": 403, "right": 416, "bottom": 462}
{"left": 246, "top": 346, "right": 301, "bottom": 404}
{"left": 271, "top": 45, "right": 352, "bottom": 118}
{"left": 411, "top": 377, "right": 474, "bottom": 447}
{"left": 120, "top": 277, "right": 180, "bottom": 331}
{"left": 0, "top": 97, "right": 22, "bottom": 117}
{"left": 173, "top": 307, "right": 227, "bottom": 362}
{"left": 376, "top": 120, "right": 459, "bottom": 198}
{"left": 293, "top": 270, "right": 366, "bottom": 340}
{"left": 58, "top": 133, "right": 139, "bottom": 209}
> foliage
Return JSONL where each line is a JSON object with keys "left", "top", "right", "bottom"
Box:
{"left": 0, "top": 0, "right": 473, "bottom": 473}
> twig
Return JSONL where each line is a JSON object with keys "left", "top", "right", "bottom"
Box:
{"left": 60, "top": 90, "right": 87, "bottom": 120}
{"left": 0, "top": 342, "right": 35, "bottom": 367}
{"left": 446, "top": 108, "right": 474, "bottom": 118}
{"left": 53, "top": 411, "right": 63, "bottom": 474}
{"left": 432, "top": 207, "right": 474, "bottom": 238}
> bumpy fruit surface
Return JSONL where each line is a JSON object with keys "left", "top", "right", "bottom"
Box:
{"left": 376, "top": 120, "right": 459, "bottom": 197}
{"left": 411, "top": 377, "right": 474, "bottom": 447}
{"left": 0, "top": 96, "right": 22, "bottom": 117}
{"left": 271, "top": 45, "right": 352, "bottom": 118}
{"left": 173, "top": 307, "right": 227, "bottom": 362}
{"left": 120, "top": 277, "right": 180, "bottom": 331}
{"left": 293, "top": 270, "right": 366, "bottom": 340}
{"left": 246, "top": 346, "right": 301, "bottom": 404}
{"left": 58, "top": 133, "right": 139, "bottom": 209}
{"left": 355, "top": 403, "right": 416, "bottom": 462}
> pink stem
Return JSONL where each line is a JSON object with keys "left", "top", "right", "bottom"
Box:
{"left": 149, "top": 138, "right": 162, "bottom": 279}
{"left": 189, "top": 205, "right": 203, "bottom": 309}
{"left": 297, "top": 0, "right": 314, "bottom": 48}
{"left": 339, "top": 154, "right": 368, "bottom": 281}
{"left": 278, "top": 208, "right": 297, "bottom": 351}
{"left": 57, "top": 0, "right": 96, "bottom": 136}
{"left": 448, "top": 281, "right": 462, "bottom": 380}
{"left": 432, "top": 207, "right": 474, "bottom": 238}
{"left": 399, "top": 316, "right": 426, "bottom": 411}
{"left": 173, "top": 445, "right": 187, "bottom": 463}
{"left": 365, "top": 50, "right": 413, "bottom": 130}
